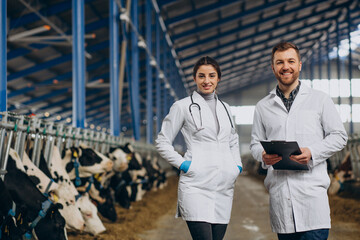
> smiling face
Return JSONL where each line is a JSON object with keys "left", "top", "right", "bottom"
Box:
{"left": 194, "top": 64, "right": 219, "bottom": 94}
{"left": 272, "top": 48, "right": 302, "bottom": 90}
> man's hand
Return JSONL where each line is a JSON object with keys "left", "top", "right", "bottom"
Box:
{"left": 289, "top": 147, "right": 312, "bottom": 165}
{"left": 262, "top": 151, "right": 282, "bottom": 165}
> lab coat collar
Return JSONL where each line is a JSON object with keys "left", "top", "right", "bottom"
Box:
{"left": 289, "top": 81, "right": 311, "bottom": 112}
{"left": 269, "top": 80, "right": 310, "bottom": 113}
{"left": 269, "top": 80, "right": 309, "bottom": 96}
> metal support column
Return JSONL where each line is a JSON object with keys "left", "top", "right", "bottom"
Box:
{"left": 109, "top": 0, "right": 120, "bottom": 136}
{"left": 347, "top": 7, "right": 353, "bottom": 134}
{"left": 318, "top": 46, "right": 322, "bottom": 80}
{"left": 72, "top": 0, "right": 86, "bottom": 128}
{"left": 336, "top": 19, "right": 341, "bottom": 106}
{"left": 310, "top": 54, "right": 314, "bottom": 86}
{"left": 162, "top": 38, "right": 168, "bottom": 116}
{"left": 130, "top": 0, "right": 140, "bottom": 140}
{"left": 327, "top": 35, "right": 331, "bottom": 93}
{"left": 155, "top": 20, "right": 161, "bottom": 134}
{"left": 146, "top": 0, "right": 153, "bottom": 143}
{"left": 0, "top": 0, "right": 6, "bottom": 112}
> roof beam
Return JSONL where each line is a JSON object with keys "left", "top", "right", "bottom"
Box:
{"left": 165, "top": 0, "right": 242, "bottom": 26}
{"left": 9, "top": 0, "right": 97, "bottom": 29}
{"left": 177, "top": 0, "right": 345, "bottom": 54}
{"left": 8, "top": 40, "right": 109, "bottom": 82}
{"left": 172, "top": 0, "right": 286, "bottom": 40}
{"left": 179, "top": 0, "right": 350, "bottom": 64}
{"left": 7, "top": 17, "right": 107, "bottom": 60}
{"left": 157, "top": 0, "right": 180, "bottom": 8}
{"left": 183, "top": 16, "right": 359, "bottom": 80}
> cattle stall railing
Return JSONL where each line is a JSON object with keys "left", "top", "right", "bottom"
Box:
{"left": 0, "top": 112, "right": 164, "bottom": 175}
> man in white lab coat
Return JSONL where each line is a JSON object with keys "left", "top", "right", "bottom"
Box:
{"left": 250, "top": 42, "right": 348, "bottom": 240}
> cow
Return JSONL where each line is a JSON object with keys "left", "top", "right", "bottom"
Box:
{"left": 127, "top": 151, "right": 150, "bottom": 201}
{"left": 108, "top": 147, "right": 129, "bottom": 173}
{"left": 329, "top": 151, "right": 354, "bottom": 195}
{"left": 47, "top": 146, "right": 106, "bottom": 236}
{"left": 62, "top": 145, "right": 117, "bottom": 222}
{"left": 95, "top": 147, "right": 131, "bottom": 210}
{"left": 0, "top": 177, "right": 23, "bottom": 240}
{"left": 22, "top": 150, "right": 86, "bottom": 231}
{"left": 5, "top": 149, "right": 67, "bottom": 240}
{"left": 150, "top": 155, "right": 167, "bottom": 190}
{"left": 108, "top": 144, "right": 151, "bottom": 202}
{"left": 91, "top": 177, "right": 117, "bottom": 222}
{"left": 109, "top": 172, "right": 131, "bottom": 209}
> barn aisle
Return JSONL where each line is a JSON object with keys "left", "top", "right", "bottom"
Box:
{"left": 138, "top": 174, "right": 277, "bottom": 240}
{"left": 67, "top": 173, "right": 360, "bottom": 240}
{"left": 138, "top": 174, "right": 360, "bottom": 240}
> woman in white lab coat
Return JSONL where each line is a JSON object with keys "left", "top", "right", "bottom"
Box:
{"left": 156, "top": 56, "right": 242, "bottom": 240}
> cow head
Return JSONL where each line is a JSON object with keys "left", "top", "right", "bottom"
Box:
{"left": 76, "top": 193, "right": 106, "bottom": 236}
{"left": 108, "top": 148, "right": 128, "bottom": 172}
{"left": 120, "top": 143, "right": 134, "bottom": 154}
{"left": 63, "top": 146, "right": 113, "bottom": 178}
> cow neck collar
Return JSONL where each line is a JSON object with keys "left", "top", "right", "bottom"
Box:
{"left": 71, "top": 148, "right": 82, "bottom": 187}
{"left": 24, "top": 199, "right": 53, "bottom": 239}
{"left": 0, "top": 202, "right": 16, "bottom": 239}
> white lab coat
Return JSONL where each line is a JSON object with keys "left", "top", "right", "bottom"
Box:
{"left": 156, "top": 91, "right": 242, "bottom": 224}
{"left": 250, "top": 82, "right": 348, "bottom": 233}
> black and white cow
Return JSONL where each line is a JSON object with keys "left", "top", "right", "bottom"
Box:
{"left": 5, "top": 150, "right": 67, "bottom": 240}
{"left": 22, "top": 150, "right": 86, "bottom": 231}
{"left": 48, "top": 146, "right": 106, "bottom": 236}
{"left": 62, "top": 145, "right": 117, "bottom": 222}
{"left": 109, "top": 172, "right": 131, "bottom": 209}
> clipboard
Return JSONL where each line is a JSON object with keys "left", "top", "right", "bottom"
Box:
{"left": 260, "top": 140, "right": 309, "bottom": 170}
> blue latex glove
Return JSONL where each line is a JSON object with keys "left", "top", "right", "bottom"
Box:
{"left": 238, "top": 166, "right": 243, "bottom": 173}
{"left": 180, "top": 161, "right": 191, "bottom": 173}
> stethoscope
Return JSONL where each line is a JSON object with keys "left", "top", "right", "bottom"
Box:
{"left": 189, "top": 93, "right": 235, "bottom": 133}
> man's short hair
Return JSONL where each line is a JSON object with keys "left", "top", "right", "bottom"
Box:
{"left": 271, "top": 42, "right": 301, "bottom": 65}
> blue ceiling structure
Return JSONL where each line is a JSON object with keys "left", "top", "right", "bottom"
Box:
{"left": 2, "top": 0, "right": 360, "bottom": 142}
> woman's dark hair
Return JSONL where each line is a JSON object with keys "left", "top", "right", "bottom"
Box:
{"left": 192, "top": 56, "right": 221, "bottom": 80}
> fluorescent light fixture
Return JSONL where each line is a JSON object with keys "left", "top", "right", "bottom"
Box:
{"left": 8, "top": 25, "right": 51, "bottom": 41}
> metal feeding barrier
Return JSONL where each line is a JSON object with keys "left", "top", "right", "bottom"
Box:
{"left": 0, "top": 111, "right": 159, "bottom": 178}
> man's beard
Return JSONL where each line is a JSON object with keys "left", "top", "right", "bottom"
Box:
{"left": 275, "top": 71, "right": 299, "bottom": 86}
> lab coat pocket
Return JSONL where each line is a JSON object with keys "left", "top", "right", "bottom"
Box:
{"left": 182, "top": 161, "right": 194, "bottom": 177}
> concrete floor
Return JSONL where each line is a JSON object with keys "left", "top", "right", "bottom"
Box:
{"left": 138, "top": 174, "right": 277, "bottom": 240}
{"left": 138, "top": 174, "right": 360, "bottom": 240}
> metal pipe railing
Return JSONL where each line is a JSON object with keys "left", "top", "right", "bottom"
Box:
{"left": 0, "top": 112, "right": 160, "bottom": 170}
